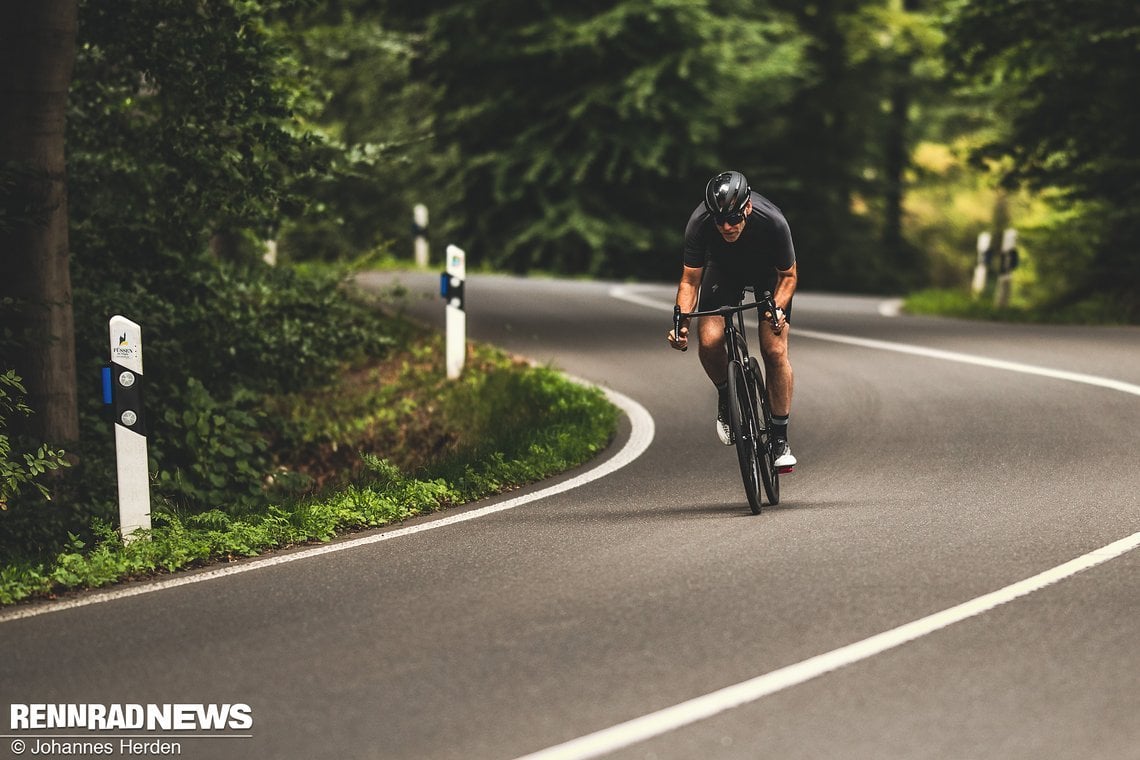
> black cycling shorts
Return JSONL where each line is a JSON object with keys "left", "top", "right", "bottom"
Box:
{"left": 697, "top": 260, "right": 793, "bottom": 321}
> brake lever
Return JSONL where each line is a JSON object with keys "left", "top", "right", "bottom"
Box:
{"left": 673, "top": 305, "right": 687, "bottom": 352}
{"left": 761, "top": 291, "right": 781, "bottom": 331}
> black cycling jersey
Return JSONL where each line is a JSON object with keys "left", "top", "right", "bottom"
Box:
{"left": 683, "top": 191, "right": 795, "bottom": 271}
{"left": 683, "top": 191, "right": 796, "bottom": 314}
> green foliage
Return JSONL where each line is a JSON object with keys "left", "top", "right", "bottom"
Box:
{"left": 904, "top": 286, "right": 1133, "bottom": 325}
{"left": 0, "top": 370, "right": 74, "bottom": 560}
{"left": 431, "top": 363, "right": 617, "bottom": 493}
{"left": 63, "top": 261, "right": 398, "bottom": 521}
{"left": 271, "top": 4, "right": 438, "bottom": 263}
{"left": 49, "top": 0, "right": 377, "bottom": 533}
{"left": 0, "top": 371, "right": 70, "bottom": 510}
{"left": 68, "top": 0, "right": 330, "bottom": 272}
{"left": 944, "top": 0, "right": 1140, "bottom": 316}
{"left": 745, "top": 0, "right": 952, "bottom": 293}
{"left": 384, "top": 0, "right": 807, "bottom": 279}
{"left": 366, "top": 0, "right": 969, "bottom": 291}
{"left": 0, "top": 358, "right": 618, "bottom": 606}
{"left": 154, "top": 378, "right": 270, "bottom": 511}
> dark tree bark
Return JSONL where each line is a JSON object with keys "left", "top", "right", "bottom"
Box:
{"left": 882, "top": 82, "right": 909, "bottom": 265}
{"left": 0, "top": 1, "right": 80, "bottom": 445}
{"left": 882, "top": 0, "right": 923, "bottom": 289}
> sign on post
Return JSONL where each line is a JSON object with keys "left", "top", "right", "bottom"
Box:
{"left": 441, "top": 245, "right": 466, "bottom": 379}
{"left": 108, "top": 315, "right": 151, "bottom": 541}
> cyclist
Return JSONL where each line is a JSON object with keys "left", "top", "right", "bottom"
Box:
{"left": 667, "top": 170, "right": 798, "bottom": 470}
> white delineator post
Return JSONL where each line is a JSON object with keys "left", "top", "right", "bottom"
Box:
{"left": 994, "top": 228, "right": 1018, "bottom": 309}
{"left": 443, "top": 244, "right": 466, "bottom": 379}
{"left": 972, "top": 231, "right": 991, "bottom": 296}
{"left": 413, "top": 204, "right": 430, "bottom": 268}
{"left": 109, "top": 315, "right": 151, "bottom": 541}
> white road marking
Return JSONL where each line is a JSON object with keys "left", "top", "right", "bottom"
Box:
{"left": 0, "top": 386, "right": 655, "bottom": 624}
{"left": 515, "top": 532, "right": 1140, "bottom": 760}
{"left": 532, "top": 285, "right": 1140, "bottom": 759}
{"left": 878, "top": 298, "right": 904, "bottom": 317}
{"left": 794, "top": 327, "right": 1140, "bottom": 397}
{"left": 610, "top": 285, "right": 1140, "bottom": 397}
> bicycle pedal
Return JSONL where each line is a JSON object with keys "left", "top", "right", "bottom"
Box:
{"left": 777, "top": 465, "right": 795, "bottom": 475}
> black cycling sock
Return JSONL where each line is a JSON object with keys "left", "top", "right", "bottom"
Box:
{"left": 714, "top": 382, "right": 729, "bottom": 420}
{"left": 771, "top": 414, "right": 789, "bottom": 440}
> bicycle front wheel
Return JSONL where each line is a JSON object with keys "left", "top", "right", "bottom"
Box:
{"left": 749, "top": 356, "right": 779, "bottom": 506}
{"left": 727, "top": 359, "right": 763, "bottom": 514}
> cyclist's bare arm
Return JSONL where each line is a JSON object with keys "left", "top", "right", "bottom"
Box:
{"left": 668, "top": 265, "right": 703, "bottom": 350}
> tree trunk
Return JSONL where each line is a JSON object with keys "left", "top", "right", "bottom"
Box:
{"left": 209, "top": 229, "right": 247, "bottom": 263}
{"left": 0, "top": 1, "right": 80, "bottom": 445}
{"left": 882, "top": 0, "right": 923, "bottom": 290}
{"left": 883, "top": 78, "right": 909, "bottom": 268}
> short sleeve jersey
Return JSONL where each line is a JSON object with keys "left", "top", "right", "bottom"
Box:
{"left": 683, "top": 191, "right": 796, "bottom": 273}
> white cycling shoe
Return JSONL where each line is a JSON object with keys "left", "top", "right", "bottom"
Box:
{"left": 715, "top": 415, "right": 733, "bottom": 446}
{"left": 773, "top": 438, "right": 797, "bottom": 470}
{"left": 715, "top": 394, "right": 733, "bottom": 445}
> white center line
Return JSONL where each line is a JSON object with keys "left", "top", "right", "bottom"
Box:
{"left": 515, "top": 532, "right": 1140, "bottom": 760}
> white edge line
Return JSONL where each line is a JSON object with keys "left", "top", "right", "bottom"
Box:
{"left": 793, "top": 328, "right": 1140, "bottom": 397}
{"left": 610, "top": 286, "right": 1140, "bottom": 397}
{"left": 515, "top": 531, "right": 1140, "bottom": 760}
{"left": 0, "top": 386, "right": 655, "bottom": 624}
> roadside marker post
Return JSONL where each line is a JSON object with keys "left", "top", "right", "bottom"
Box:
{"left": 994, "top": 228, "right": 1019, "bottom": 309}
{"left": 440, "top": 244, "right": 466, "bottom": 379}
{"left": 413, "top": 204, "right": 430, "bottom": 268}
{"left": 972, "top": 231, "right": 991, "bottom": 296}
{"left": 106, "top": 315, "right": 151, "bottom": 541}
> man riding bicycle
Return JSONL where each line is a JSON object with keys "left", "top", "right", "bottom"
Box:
{"left": 667, "top": 170, "right": 798, "bottom": 470}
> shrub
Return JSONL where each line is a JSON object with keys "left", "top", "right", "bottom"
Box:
{"left": 0, "top": 371, "right": 71, "bottom": 559}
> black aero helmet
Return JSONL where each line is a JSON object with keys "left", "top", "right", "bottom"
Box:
{"left": 704, "top": 170, "right": 751, "bottom": 220}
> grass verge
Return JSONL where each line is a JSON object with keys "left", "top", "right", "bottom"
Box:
{"left": 903, "top": 288, "right": 1136, "bottom": 325}
{"left": 0, "top": 329, "right": 619, "bottom": 607}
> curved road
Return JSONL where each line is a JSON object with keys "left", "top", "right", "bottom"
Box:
{"left": 2, "top": 274, "right": 1137, "bottom": 760}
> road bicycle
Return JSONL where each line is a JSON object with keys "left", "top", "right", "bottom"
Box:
{"left": 674, "top": 289, "right": 782, "bottom": 514}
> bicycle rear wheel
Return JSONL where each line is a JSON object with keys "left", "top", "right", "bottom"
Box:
{"left": 727, "top": 359, "right": 763, "bottom": 514}
{"left": 748, "top": 356, "right": 780, "bottom": 506}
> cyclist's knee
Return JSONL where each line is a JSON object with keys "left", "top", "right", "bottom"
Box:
{"left": 697, "top": 326, "right": 724, "bottom": 353}
{"left": 699, "top": 339, "right": 723, "bottom": 365}
{"left": 762, "top": 341, "right": 789, "bottom": 365}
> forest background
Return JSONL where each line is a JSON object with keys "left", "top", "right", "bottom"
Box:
{"left": 1, "top": 0, "right": 1137, "bottom": 565}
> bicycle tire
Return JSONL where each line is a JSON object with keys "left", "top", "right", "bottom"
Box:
{"left": 727, "top": 359, "right": 764, "bottom": 514}
{"left": 748, "top": 356, "right": 779, "bottom": 506}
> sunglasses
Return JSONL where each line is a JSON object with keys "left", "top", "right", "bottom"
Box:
{"left": 714, "top": 210, "right": 747, "bottom": 226}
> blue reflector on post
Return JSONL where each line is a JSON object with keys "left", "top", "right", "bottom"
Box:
{"left": 102, "top": 366, "right": 113, "bottom": 405}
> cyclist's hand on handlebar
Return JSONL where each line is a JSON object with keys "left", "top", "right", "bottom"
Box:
{"left": 765, "top": 307, "right": 787, "bottom": 335}
{"left": 667, "top": 323, "right": 689, "bottom": 351}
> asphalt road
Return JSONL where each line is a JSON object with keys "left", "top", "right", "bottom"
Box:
{"left": 2, "top": 273, "right": 1138, "bottom": 760}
